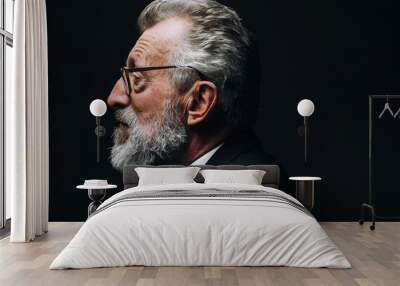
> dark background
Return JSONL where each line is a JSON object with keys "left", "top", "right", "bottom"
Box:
{"left": 46, "top": 0, "right": 400, "bottom": 221}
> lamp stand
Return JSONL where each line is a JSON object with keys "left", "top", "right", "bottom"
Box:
{"left": 304, "top": 117, "right": 309, "bottom": 163}
{"left": 94, "top": 117, "right": 106, "bottom": 163}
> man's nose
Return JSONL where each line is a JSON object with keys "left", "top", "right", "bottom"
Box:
{"left": 107, "top": 78, "right": 130, "bottom": 109}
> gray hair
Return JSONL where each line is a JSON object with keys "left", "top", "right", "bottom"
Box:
{"left": 138, "top": 0, "right": 252, "bottom": 128}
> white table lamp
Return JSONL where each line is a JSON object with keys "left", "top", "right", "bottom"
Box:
{"left": 89, "top": 99, "right": 107, "bottom": 163}
{"left": 297, "top": 99, "right": 315, "bottom": 163}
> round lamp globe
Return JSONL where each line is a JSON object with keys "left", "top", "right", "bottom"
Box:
{"left": 297, "top": 99, "right": 315, "bottom": 117}
{"left": 89, "top": 99, "right": 107, "bottom": 117}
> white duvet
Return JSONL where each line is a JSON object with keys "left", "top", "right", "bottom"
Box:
{"left": 50, "top": 183, "right": 351, "bottom": 269}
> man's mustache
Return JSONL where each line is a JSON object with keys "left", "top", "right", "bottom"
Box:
{"left": 114, "top": 108, "right": 135, "bottom": 128}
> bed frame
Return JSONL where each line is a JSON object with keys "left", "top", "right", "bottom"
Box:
{"left": 123, "top": 165, "right": 280, "bottom": 189}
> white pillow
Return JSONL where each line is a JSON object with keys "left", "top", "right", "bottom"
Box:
{"left": 135, "top": 167, "right": 201, "bottom": 186}
{"left": 200, "top": 169, "right": 266, "bottom": 185}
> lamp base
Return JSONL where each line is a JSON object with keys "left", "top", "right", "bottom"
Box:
{"left": 95, "top": 125, "right": 106, "bottom": 137}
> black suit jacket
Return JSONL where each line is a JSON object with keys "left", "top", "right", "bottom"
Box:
{"left": 207, "top": 130, "right": 274, "bottom": 165}
{"left": 206, "top": 130, "right": 289, "bottom": 191}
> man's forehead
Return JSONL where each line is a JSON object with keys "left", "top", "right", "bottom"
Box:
{"left": 127, "top": 36, "right": 157, "bottom": 66}
{"left": 127, "top": 37, "right": 170, "bottom": 67}
{"left": 127, "top": 17, "right": 191, "bottom": 67}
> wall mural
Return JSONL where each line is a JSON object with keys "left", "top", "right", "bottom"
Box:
{"left": 105, "top": 1, "right": 272, "bottom": 171}
{"left": 47, "top": 0, "right": 399, "bottom": 221}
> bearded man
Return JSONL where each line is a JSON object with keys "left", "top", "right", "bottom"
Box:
{"left": 108, "top": 0, "right": 276, "bottom": 171}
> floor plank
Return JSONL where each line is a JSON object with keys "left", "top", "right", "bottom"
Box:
{"left": 0, "top": 222, "right": 399, "bottom": 286}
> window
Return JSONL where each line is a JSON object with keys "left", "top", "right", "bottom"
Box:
{"left": 0, "top": 0, "right": 14, "bottom": 230}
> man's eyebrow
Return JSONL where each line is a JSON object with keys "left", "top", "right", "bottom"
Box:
{"left": 126, "top": 57, "right": 135, "bottom": 68}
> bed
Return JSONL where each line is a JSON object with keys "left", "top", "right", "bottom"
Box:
{"left": 50, "top": 164, "right": 350, "bottom": 269}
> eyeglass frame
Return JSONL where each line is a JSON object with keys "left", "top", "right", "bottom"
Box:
{"left": 120, "top": 65, "right": 207, "bottom": 96}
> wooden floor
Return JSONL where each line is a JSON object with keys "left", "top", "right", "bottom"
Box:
{"left": 0, "top": 222, "right": 399, "bottom": 286}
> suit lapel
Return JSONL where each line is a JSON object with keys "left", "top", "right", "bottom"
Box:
{"left": 206, "top": 140, "right": 246, "bottom": 165}
{"left": 206, "top": 130, "right": 259, "bottom": 165}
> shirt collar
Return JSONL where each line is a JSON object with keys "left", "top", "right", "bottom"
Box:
{"left": 190, "top": 144, "right": 223, "bottom": 165}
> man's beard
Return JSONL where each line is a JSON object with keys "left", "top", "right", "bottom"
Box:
{"left": 110, "top": 99, "right": 187, "bottom": 171}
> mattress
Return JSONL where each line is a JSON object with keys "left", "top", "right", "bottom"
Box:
{"left": 50, "top": 183, "right": 351, "bottom": 269}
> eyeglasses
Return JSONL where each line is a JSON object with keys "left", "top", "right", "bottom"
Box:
{"left": 120, "top": 65, "right": 205, "bottom": 96}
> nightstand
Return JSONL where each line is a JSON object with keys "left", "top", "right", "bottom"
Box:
{"left": 76, "top": 180, "right": 117, "bottom": 216}
{"left": 289, "top": 177, "right": 321, "bottom": 210}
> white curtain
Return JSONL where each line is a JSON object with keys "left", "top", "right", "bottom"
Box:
{"left": 6, "top": 0, "right": 49, "bottom": 242}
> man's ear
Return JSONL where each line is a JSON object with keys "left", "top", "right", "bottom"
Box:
{"left": 183, "top": 81, "right": 218, "bottom": 127}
